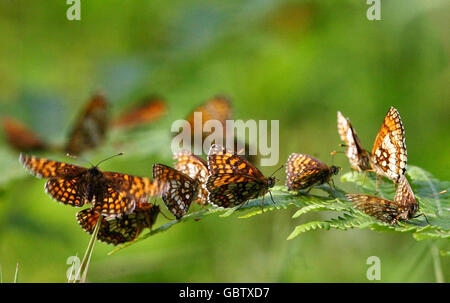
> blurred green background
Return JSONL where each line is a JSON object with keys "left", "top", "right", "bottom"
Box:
{"left": 0, "top": 0, "right": 448, "bottom": 282}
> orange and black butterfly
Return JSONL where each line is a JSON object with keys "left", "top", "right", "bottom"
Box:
{"left": 113, "top": 96, "right": 167, "bottom": 129}
{"left": 20, "top": 153, "right": 157, "bottom": 217}
{"left": 206, "top": 144, "right": 276, "bottom": 208}
{"left": 2, "top": 116, "right": 48, "bottom": 152}
{"left": 173, "top": 150, "right": 208, "bottom": 205}
{"left": 346, "top": 175, "right": 419, "bottom": 224}
{"left": 285, "top": 153, "right": 340, "bottom": 192}
{"left": 77, "top": 202, "right": 160, "bottom": 245}
{"left": 176, "top": 96, "right": 258, "bottom": 164}
{"left": 337, "top": 111, "right": 371, "bottom": 172}
{"left": 66, "top": 93, "right": 109, "bottom": 155}
{"left": 152, "top": 164, "right": 199, "bottom": 219}
{"left": 184, "top": 95, "right": 232, "bottom": 140}
{"left": 370, "top": 107, "right": 407, "bottom": 183}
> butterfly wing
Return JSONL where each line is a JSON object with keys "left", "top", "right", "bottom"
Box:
{"left": 206, "top": 173, "right": 264, "bottom": 207}
{"left": 393, "top": 175, "right": 418, "bottom": 219}
{"left": 152, "top": 164, "right": 198, "bottom": 219}
{"left": 77, "top": 208, "right": 139, "bottom": 245}
{"left": 66, "top": 93, "right": 109, "bottom": 155}
{"left": 20, "top": 154, "right": 86, "bottom": 179}
{"left": 20, "top": 153, "right": 91, "bottom": 206}
{"left": 285, "top": 153, "right": 330, "bottom": 190}
{"left": 207, "top": 144, "right": 265, "bottom": 179}
{"left": 346, "top": 194, "right": 404, "bottom": 224}
{"left": 91, "top": 187, "right": 136, "bottom": 218}
{"left": 173, "top": 150, "right": 209, "bottom": 205}
{"left": 134, "top": 202, "right": 160, "bottom": 229}
{"left": 45, "top": 178, "right": 87, "bottom": 207}
{"left": 103, "top": 171, "right": 157, "bottom": 201}
{"left": 3, "top": 117, "right": 47, "bottom": 152}
{"left": 186, "top": 96, "right": 232, "bottom": 137}
{"left": 113, "top": 96, "right": 166, "bottom": 128}
{"left": 370, "top": 107, "right": 407, "bottom": 183}
{"left": 337, "top": 111, "right": 370, "bottom": 171}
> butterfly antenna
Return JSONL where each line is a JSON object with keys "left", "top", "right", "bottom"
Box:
{"left": 425, "top": 189, "right": 447, "bottom": 197}
{"left": 95, "top": 152, "right": 124, "bottom": 167}
{"left": 66, "top": 153, "right": 94, "bottom": 167}
{"left": 270, "top": 165, "right": 284, "bottom": 177}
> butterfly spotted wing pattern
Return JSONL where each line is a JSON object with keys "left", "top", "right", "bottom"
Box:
{"left": 393, "top": 175, "right": 418, "bottom": 219}
{"left": 113, "top": 96, "right": 166, "bottom": 128}
{"left": 2, "top": 117, "right": 48, "bottom": 152}
{"left": 346, "top": 194, "right": 406, "bottom": 224}
{"left": 66, "top": 93, "right": 109, "bottom": 155}
{"left": 206, "top": 144, "right": 274, "bottom": 208}
{"left": 347, "top": 175, "right": 418, "bottom": 224}
{"left": 20, "top": 154, "right": 155, "bottom": 217}
{"left": 370, "top": 107, "right": 407, "bottom": 183}
{"left": 337, "top": 111, "right": 371, "bottom": 172}
{"left": 20, "top": 153, "right": 86, "bottom": 179}
{"left": 173, "top": 150, "right": 209, "bottom": 205}
{"left": 285, "top": 153, "right": 339, "bottom": 191}
{"left": 102, "top": 171, "right": 158, "bottom": 202}
{"left": 77, "top": 202, "right": 160, "bottom": 245}
{"left": 153, "top": 164, "right": 198, "bottom": 219}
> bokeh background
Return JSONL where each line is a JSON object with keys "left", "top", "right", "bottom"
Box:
{"left": 0, "top": 0, "right": 449, "bottom": 282}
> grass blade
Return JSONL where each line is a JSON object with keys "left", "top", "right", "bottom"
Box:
{"left": 431, "top": 245, "right": 445, "bottom": 283}
{"left": 14, "top": 262, "right": 19, "bottom": 283}
{"left": 73, "top": 215, "right": 103, "bottom": 283}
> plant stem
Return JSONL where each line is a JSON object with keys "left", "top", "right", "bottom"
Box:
{"left": 14, "top": 262, "right": 19, "bottom": 283}
{"left": 431, "top": 245, "right": 444, "bottom": 283}
{"left": 73, "top": 215, "right": 103, "bottom": 283}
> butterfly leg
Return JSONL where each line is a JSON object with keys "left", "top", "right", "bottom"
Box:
{"left": 361, "top": 171, "right": 367, "bottom": 187}
{"left": 159, "top": 210, "right": 172, "bottom": 220}
{"left": 375, "top": 176, "right": 379, "bottom": 195}
{"left": 413, "top": 213, "right": 431, "bottom": 225}
{"left": 327, "top": 180, "right": 337, "bottom": 197}
{"left": 261, "top": 195, "right": 265, "bottom": 212}
{"left": 269, "top": 190, "right": 276, "bottom": 204}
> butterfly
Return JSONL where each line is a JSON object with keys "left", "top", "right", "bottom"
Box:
{"left": 20, "top": 153, "right": 157, "bottom": 217}
{"left": 370, "top": 106, "right": 407, "bottom": 183}
{"left": 346, "top": 175, "right": 419, "bottom": 224}
{"left": 176, "top": 96, "right": 258, "bottom": 164}
{"left": 184, "top": 95, "right": 232, "bottom": 141}
{"left": 152, "top": 164, "right": 199, "bottom": 219}
{"left": 285, "top": 153, "right": 340, "bottom": 192}
{"left": 2, "top": 116, "right": 48, "bottom": 152}
{"left": 77, "top": 202, "right": 160, "bottom": 245}
{"left": 113, "top": 96, "right": 167, "bottom": 129}
{"left": 66, "top": 93, "right": 109, "bottom": 155}
{"left": 173, "top": 150, "right": 209, "bottom": 205}
{"left": 337, "top": 111, "right": 371, "bottom": 172}
{"left": 206, "top": 144, "right": 276, "bottom": 208}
